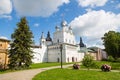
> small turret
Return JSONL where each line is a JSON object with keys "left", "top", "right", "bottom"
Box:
{"left": 46, "top": 31, "right": 52, "bottom": 41}
{"left": 79, "top": 37, "right": 86, "bottom": 47}
{"left": 46, "top": 31, "right": 52, "bottom": 45}
{"left": 40, "top": 32, "right": 46, "bottom": 46}
{"left": 41, "top": 32, "right": 44, "bottom": 39}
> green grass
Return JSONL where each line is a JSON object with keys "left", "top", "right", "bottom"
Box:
{"left": 110, "top": 62, "right": 120, "bottom": 70}
{"left": 90, "top": 61, "right": 120, "bottom": 70}
{"left": 0, "top": 62, "right": 73, "bottom": 74}
{"left": 33, "top": 68, "right": 120, "bottom": 80}
{"left": 30, "top": 62, "right": 73, "bottom": 69}
{"left": 80, "top": 61, "right": 111, "bottom": 69}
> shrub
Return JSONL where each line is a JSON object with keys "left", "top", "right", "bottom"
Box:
{"left": 110, "top": 63, "right": 120, "bottom": 70}
{"left": 107, "top": 56, "right": 115, "bottom": 62}
{"left": 101, "top": 64, "right": 111, "bottom": 72}
{"left": 73, "top": 63, "right": 80, "bottom": 69}
{"left": 82, "top": 54, "right": 94, "bottom": 70}
{"left": 116, "top": 58, "right": 120, "bottom": 62}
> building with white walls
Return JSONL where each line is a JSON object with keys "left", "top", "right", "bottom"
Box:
{"left": 32, "top": 20, "right": 85, "bottom": 63}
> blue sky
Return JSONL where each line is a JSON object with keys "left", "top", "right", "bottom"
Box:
{"left": 0, "top": 0, "right": 120, "bottom": 48}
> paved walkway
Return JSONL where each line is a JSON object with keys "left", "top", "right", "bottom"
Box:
{"left": 0, "top": 64, "right": 73, "bottom": 80}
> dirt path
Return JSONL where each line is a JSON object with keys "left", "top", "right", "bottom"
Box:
{"left": 0, "top": 64, "right": 72, "bottom": 80}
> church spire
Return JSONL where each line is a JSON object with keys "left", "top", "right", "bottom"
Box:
{"left": 46, "top": 31, "right": 52, "bottom": 41}
{"left": 41, "top": 32, "right": 44, "bottom": 39}
{"left": 79, "top": 37, "right": 86, "bottom": 47}
{"left": 40, "top": 32, "right": 46, "bottom": 46}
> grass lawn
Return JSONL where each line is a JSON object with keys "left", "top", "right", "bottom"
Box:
{"left": 80, "top": 61, "right": 120, "bottom": 70}
{"left": 0, "top": 62, "right": 73, "bottom": 74}
{"left": 30, "top": 62, "right": 73, "bottom": 69}
{"left": 32, "top": 68, "right": 120, "bottom": 80}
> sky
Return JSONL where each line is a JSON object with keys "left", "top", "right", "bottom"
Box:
{"left": 0, "top": 0, "right": 120, "bottom": 48}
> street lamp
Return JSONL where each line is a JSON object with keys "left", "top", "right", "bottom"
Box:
{"left": 60, "top": 44, "right": 63, "bottom": 68}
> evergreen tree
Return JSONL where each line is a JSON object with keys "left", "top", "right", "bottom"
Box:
{"left": 8, "top": 17, "right": 33, "bottom": 69}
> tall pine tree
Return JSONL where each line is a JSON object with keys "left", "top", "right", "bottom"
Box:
{"left": 9, "top": 17, "right": 33, "bottom": 69}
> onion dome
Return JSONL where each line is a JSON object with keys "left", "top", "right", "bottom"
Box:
{"left": 55, "top": 25, "right": 59, "bottom": 29}
{"left": 61, "top": 20, "right": 67, "bottom": 27}
{"left": 46, "top": 31, "right": 52, "bottom": 41}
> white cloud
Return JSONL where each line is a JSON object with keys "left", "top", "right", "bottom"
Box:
{"left": 0, "top": 36, "right": 8, "bottom": 39}
{"left": 85, "top": 8, "right": 92, "bottom": 12}
{"left": 70, "top": 10, "right": 120, "bottom": 48}
{"left": 0, "top": 15, "right": 12, "bottom": 20}
{"left": 12, "top": 0, "right": 70, "bottom": 17}
{"left": 0, "top": 0, "right": 12, "bottom": 15}
{"left": 34, "top": 23, "right": 39, "bottom": 27}
{"left": 77, "top": 0, "right": 108, "bottom": 7}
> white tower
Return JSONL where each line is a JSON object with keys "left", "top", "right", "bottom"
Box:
{"left": 53, "top": 20, "right": 76, "bottom": 45}
{"left": 40, "top": 32, "right": 46, "bottom": 47}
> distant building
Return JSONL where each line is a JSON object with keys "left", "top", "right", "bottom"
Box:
{"left": 82, "top": 47, "right": 107, "bottom": 61}
{"left": 78, "top": 38, "right": 107, "bottom": 60}
{"left": 0, "top": 38, "right": 10, "bottom": 69}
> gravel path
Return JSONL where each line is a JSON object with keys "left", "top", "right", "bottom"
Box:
{"left": 0, "top": 64, "right": 72, "bottom": 80}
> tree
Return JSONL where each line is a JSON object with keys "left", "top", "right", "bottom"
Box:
{"left": 8, "top": 17, "right": 33, "bottom": 70}
{"left": 102, "top": 31, "right": 120, "bottom": 58}
{"left": 82, "top": 54, "right": 94, "bottom": 70}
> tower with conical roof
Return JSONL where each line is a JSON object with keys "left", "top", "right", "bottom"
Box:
{"left": 40, "top": 32, "right": 46, "bottom": 47}
{"left": 46, "top": 31, "right": 52, "bottom": 45}
{"left": 79, "top": 37, "right": 86, "bottom": 48}
{"left": 46, "top": 31, "right": 52, "bottom": 41}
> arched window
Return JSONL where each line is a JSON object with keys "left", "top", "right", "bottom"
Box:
{"left": 66, "top": 39, "right": 67, "bottom": 42}
{"left": 72, "top": 57, "right": 74, "bottom": 62}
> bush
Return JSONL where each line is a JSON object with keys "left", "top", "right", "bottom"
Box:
{"left": 107, "top": 56, "right": 115, "bottom": 62}
{"left": 116, "top": 58, "right": 120, "bottom": 62}
{"left": 82, "top": 54, "right": 94, "bottom": 70}
{"left": 110, "top": 63, "right": 120, "bottom": 70}
{"left": 101, "top": 64, "right": 111, "bottom": 72}
{"left": 73, "top": 63, "right": 80, "bottom": 69}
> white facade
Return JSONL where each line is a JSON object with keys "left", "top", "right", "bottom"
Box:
{"left": 32, "top": 20, "right": 85, "bottom": 63}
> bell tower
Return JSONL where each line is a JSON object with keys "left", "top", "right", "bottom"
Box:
{"left": 40, "top": 32, "right": 46, "bottom": 47}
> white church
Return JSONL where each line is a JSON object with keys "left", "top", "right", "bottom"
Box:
{"left": 31, "top": 20, "right": 85, "bottom": 63}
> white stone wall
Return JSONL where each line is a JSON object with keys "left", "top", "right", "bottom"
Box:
{"left": 47, "top": 44, "right": 84, "bottom": 63}
{"left": 47, "top": 44, "right": 66, "bottom": 62}
{"left": 53, "top": 31, "right": 63, "bottom": 43}
{"left": 65, "top": 45, "right": 84, "bottom": 62}
{"left": 31, "top": 45, "right": 47, "bottom": 63}
{"left": 63, "top": 31, "right": 76, "bottom": 45}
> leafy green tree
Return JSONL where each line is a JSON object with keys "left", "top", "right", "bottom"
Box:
{"left": 102, "top": 31, "right": 120, "bottom": 58}
{"left": 107, "top": 56, "right": 115, "bottom": 62}
{"left": 82, "top": 54, "right": 94, "bottom": 70}
{"left": 8, "top": 17, "right": 33, "bottom": 70}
